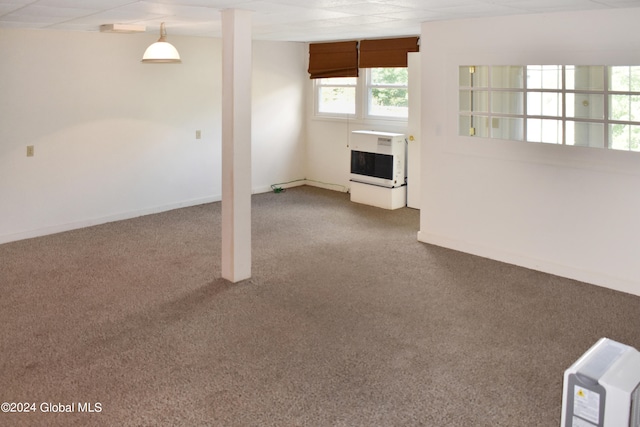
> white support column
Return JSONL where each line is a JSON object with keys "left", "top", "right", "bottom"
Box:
{"left": 221, "top": 9, "right": 252, "bottom": 283}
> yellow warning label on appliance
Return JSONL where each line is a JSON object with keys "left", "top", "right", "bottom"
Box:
{"left": 573, "top": 386, "right": 600, "bottom": 425}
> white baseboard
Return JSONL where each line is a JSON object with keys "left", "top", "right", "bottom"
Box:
{"left": 0, "top": 182, "right": 320, "bottom": 245}
{"left": 1, "top": 181, "right": 319, "bottom": 245}
{"left": 305, "top": 180, "right": 349, "bottom": 193}
{"left": 257, "top": 179, "right": 346, "bottom": 194}
{"left": 253, "top": 179, "right": 307, "bottom": 195}
{"left": 0, "top": 195, "right": 221, "bottom": 245}
{"left": 417, "top": 230, "right": 640, "bottom": 297}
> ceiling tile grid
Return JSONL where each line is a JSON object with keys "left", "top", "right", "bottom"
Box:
{"left": 1, "top": 0, "right": 639, "bottom": 41}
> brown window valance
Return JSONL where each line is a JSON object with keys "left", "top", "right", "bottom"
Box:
{"left": 308, "top": 41, "right": 359, "bottom": 79}
{"left": 359, "top": 37, "right": 419, "bottom": 68}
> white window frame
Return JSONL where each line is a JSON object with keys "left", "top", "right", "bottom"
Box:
{"left": 459, "top": 65, "right": 640, "bottom": 152}
{"left": 314, "top": 77, "right": 358, "bottom": 118}
{"left": 365, "top": 67, "right": 409, "bottom": 120}
{"left": 313, "top": 68, "right": 409, "bottom": 122}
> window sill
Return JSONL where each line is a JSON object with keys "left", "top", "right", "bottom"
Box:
{"left": 311, "top": 114, "right": 407, "bottom": 128}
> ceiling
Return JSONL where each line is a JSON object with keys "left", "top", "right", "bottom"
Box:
{"left": 1, "top": 0, "right": 640, "bottom": 42}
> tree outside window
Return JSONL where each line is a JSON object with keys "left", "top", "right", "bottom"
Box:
{"left": 368, "top": 68, "right": 408, "bottom": 118}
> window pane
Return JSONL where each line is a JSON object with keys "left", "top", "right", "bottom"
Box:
{"left": 474, "top": 66, "right": 489, "bottom": 87}
{"left": 609, "top": 95, "right": 640, "bottom": 121}
{"left": 492, "top": 91, "right": 524, "bottom": 114}
{"left": 459, "top": 90, "right": 471, "bottom": 112}
{"left": 369, "top": 87, "right": 408, "bottom": 117}
{"left": 528, "top": 91, "right": 561, "bottom": 116}
{"left": 459, "top": 66, "right": 472, "bottom": 87}
{"left": 610, "top": 66, "right": 640, "bottom": 92}
{"left": 459, "top": 115, "right": 490, "bottom": 137}
{"left": 491, "top": 117, "right": 524, "bottom": 140}
{"left": 473, "top": 116, "right": 490, "bottom": 137}
{"left": 527, "top": 65, "right": 562, "bottom": 90}
{"left": 566, "top": 122, "right": 604, "bottom": 148}
{"left": 566, "top": 66, "right": 604, "bottom": 91}
{"left": 317, "top": 77, "right": 356, "bottom": 86}
{"left": 492, "top": 66, "right": 524, "bottom": 89}
{"left": 610, "top": 124, "right": 640, "bottom": 151}
{"left": 566, "top": 93, "right": 604, "bottom": 119}
{"left": 370, "top": 67, "right": 407, "bottom": 86}
{"left": 366, "top": 68, "right": 408, "bottom": 119}
{"left": 459, "top": 90, "right": 489, "bottom": 113}
{"left": 459, "top": 66, "right": 489, "bottom": 87}
{"left": 527, "top": 118, "right": 562, "bottom": 144}
{"left": 318, "top": 86, "right": 355, "bottom": 114}
{"left": 459, "top": 115, "right": 471, "bottom": 136}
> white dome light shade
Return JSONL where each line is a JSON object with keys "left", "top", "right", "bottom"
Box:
{"left": 142, "top": 41, "right": 181, "bottom": 63}
{"left": 141, "top": 23, "right": 181, "bottom": 63}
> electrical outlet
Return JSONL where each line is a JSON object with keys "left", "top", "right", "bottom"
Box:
{"left": 26, "top": 145, "right": 34, "bottom": 157}
{"left": 195, "top": 130, "right": 202, "bottom": 140}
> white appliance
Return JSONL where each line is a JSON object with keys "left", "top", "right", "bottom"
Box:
{"left": 350, "top": 130, "right": 406, "bottom": 189}
{"left": 561, "top": 337, "right": 640, "bottom": 427}
{"left": 349, "top": 130, "right": 407, "bottom": 210}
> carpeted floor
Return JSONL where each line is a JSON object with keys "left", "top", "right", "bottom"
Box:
{"left": 1, "top": 185, "right": 639, "bottom": 426}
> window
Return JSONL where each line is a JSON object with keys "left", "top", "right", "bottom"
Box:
{"left": 310, "top": 36, "right": 417, "bottom": 121}
{"left": 367, "top": 67, "right": 409, "bottom": 119}
{"left": 609, "top": 66, "right": 640, "bottom": 151}
{"left": 314, "top": 68, "right": 408, "bottom": 120}
{"left": 316, "top": 77, "right": 357, "bottom": 116}
{"left": 459, "top": 65, "right": 640, "bottom": 152}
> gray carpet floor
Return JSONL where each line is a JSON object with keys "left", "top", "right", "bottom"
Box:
{"left": 1, "top": 185, "right": 639, "bottom": 426}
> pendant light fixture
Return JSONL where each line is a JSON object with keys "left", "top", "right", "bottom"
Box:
{"left": 142, "top": 22, "right": 181, "bottom": 63}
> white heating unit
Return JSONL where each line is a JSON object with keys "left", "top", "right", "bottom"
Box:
{"left": 561, "top": 337, "right": 640, "bottom": 427}
{"left": 349, "top": 130, "right": 406, "bottom": 210}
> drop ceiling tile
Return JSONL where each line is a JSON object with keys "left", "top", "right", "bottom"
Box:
{"left": 137, "top": 1, "right": 221, "bottom": 19}
{"left": 597, "top": 0, "right": 640, "bottom": 4}
{"left": 431, "top": 2, "right": 528, "bottom": 16}
{"left": 141, "top": 18, "right": 222, "bottom": 36}
{"left": 0, "top": 14, "right": 62, "bottom": 23}
{"left": 367, "top": 19, "right": 421, "bottom": 31}
{"left": 268, "top": 0, "right": 365, "bottom": 7}
{"left": 48, "top": 22, "right": 103, "bottom": 31}
{"left": 274, "top": 18, "right": 344, "bottom": 29}
{"left": 152, "top": 0, "right": 253, "bottom": 7}
{"left": 33, "top": 0, "right": 135, "bottom": 8}
{"left": 0, "top": 0, "right": 36, "bottom": 5}
{"left": 58, "top": 9, "right": 167, "bottom": 26}
{"left": 391, "top": 0, "right": 477, "bottom": 9}
{"left": 3, "top": 4, "right": 99, "bottom": 18}
{"left": 0, "top": 20, "right": 50, "bottom": 28}
{"left": 0, "top": 0, "right": 34, "bottom": 18}
{"left": 324, "top": 2, "right": 414, "bottom": 15}
{"left": 380, "top": 9, "right": 460, "bottom": 20}
{"left": 239, "top": 1, "right": 304, "bottom": 14}
{"left": 2, "top": 0, "right": 640, "bottom": 41}
{"left": 492, "top": 0, "right": 608, "bottom": 12}
{"left": 331, "top": 14, "right": 398, "bottom": 25}
{"left": 252, "top": 9, "right": 352, "bottom": 26}
{"left": 0, "top": 5, "right": 24, "bottom": 15}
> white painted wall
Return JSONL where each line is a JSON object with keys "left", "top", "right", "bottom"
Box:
{"left": 0, "top": 29, "right": 306, "bottom": 244}
{"left": 253, "top": 40, "right": 307, "bottom": 192}
{"left": 305, "top": 107, "right": 409, "bottom": 193}
{"left": 419, "top": 8, "right": 640, "bottom": 296}
{"left": 407, "top": 52, "right": 421, "bottom": 209}
{"left": 303, "top": 50, "right": 427, "bottom": 193}
{"left": 305, "top": 118, "right": 355, "bottom": 192}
